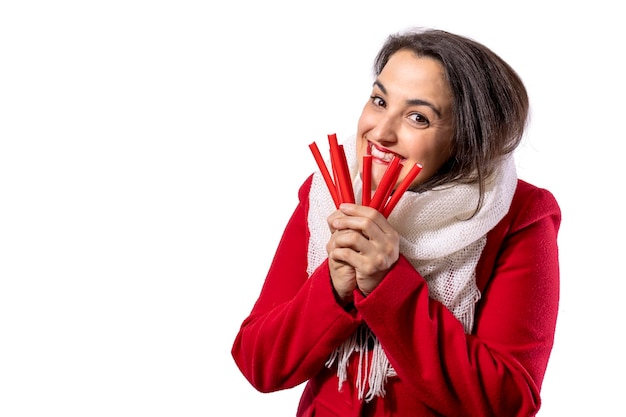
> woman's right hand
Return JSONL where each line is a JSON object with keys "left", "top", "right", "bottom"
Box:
{"left": 326, "top": 209, "right": 358, "bottom": 306}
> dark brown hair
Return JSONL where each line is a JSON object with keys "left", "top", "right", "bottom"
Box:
{"left": 374, "top": 28, "right": 528, "bottom": 207}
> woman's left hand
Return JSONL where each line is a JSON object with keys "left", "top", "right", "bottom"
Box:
{"left": 327, "top": 203, "right": 400, "bottom": 296}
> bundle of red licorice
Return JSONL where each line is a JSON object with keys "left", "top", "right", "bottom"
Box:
{"left": 309, "top": 133, "right": 422, "bottom": 218}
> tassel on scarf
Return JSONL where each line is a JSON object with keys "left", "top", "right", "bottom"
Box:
{"left": 325, "top": 325, "right": 397, "bottom": 402}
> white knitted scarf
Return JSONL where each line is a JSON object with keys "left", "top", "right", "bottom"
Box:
{"left": 306, "top": 135, "right": 517, "bottom": 401}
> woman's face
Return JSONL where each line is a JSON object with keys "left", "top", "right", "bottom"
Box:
{"left": 356, "top": 49, "right": 454, "bottom": 192}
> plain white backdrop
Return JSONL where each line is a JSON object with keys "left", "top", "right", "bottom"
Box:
{"left": 1, "top": 1, "right": 624, "bottom": 415}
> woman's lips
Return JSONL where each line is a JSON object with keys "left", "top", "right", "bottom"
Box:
{"left": 368, "top": 142, "right": 403, "bottom": 164}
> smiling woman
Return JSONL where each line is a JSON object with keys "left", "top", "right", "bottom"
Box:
{"left": 231, "top": 27, "right": 560, "bottom": 417}
{"left": 355, "top": 50, "right": 455, "bottom": 194}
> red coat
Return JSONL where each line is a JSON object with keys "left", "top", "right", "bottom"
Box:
{"left": 232, "top": 175, "right": 561, "bottom": 416}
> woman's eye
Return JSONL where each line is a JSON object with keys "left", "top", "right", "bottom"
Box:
{"left": 370, "top": 96, "right": 385, "bottom": 107}
{"left": 409, "top": 113, "right": 429, "bottom": 126}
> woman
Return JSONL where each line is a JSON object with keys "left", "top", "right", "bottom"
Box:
{"left": 232, "top": 27, "right": 560, "bottom": 416}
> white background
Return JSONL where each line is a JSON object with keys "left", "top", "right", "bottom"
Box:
{"left": 1, "top": 1, "right": 624, "bottom": 415}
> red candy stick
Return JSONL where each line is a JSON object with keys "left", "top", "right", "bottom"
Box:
{"left": 337, "top": 144, "right": 355, "bottom": 204}
{"left": 308, "top": 142, "right": 340, "bottom": 208}
{"left": 361, "top": 155, "right": 372, "bottom": 206}
{"left": 381, "top": 163, "right": 423, "bottom": 217}
{"left": 375, "top": 162, "right": 402, "bottom": 212}
{"left": 328, "top": 134, "right": 342, "bottom": 201}
{"left": 369, "top": 156, "right": 402, "bottom": 211}
{"left": 328, "top": 134, "right": 354, "bottom": 204}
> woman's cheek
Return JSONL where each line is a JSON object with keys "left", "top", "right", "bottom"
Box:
{"left": 355, "top": 134, "right": 368, "bottom": 161}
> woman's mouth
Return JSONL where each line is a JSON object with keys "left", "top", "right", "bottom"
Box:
{"left": 369, "top": 142, "right": 403, "bottom": 164}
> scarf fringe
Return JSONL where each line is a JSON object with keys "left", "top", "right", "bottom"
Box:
{"left": 326, "top": 325, "right": 397, "bottom": 402}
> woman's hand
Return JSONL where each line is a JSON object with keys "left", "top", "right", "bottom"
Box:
{"left": 326, "top": 203, "right": 400, "bottom": 304}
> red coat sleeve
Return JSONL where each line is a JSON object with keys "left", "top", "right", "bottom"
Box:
{"left": 231, "top": 175, "right": 363, "bottom": 392}
{"left": 354, "top": 180, "right": 561, "bottom": 416}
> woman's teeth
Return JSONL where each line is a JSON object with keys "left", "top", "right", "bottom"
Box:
{"left": 371, "top": 146, "right": 396, "bottom": 162}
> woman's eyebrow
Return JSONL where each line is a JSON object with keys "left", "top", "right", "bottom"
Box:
{"left": 373, "top": 80, "right": 442, "bottom": 118}
{"left": 373, "top": 80, "right": 388, "bottom": 94}
{"left": 406, "top": 98, "right": 442, "bottom": 118}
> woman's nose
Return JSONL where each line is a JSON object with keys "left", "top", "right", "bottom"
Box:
{"left": 369, "top": 115, "right": 398, "bottom": 145}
